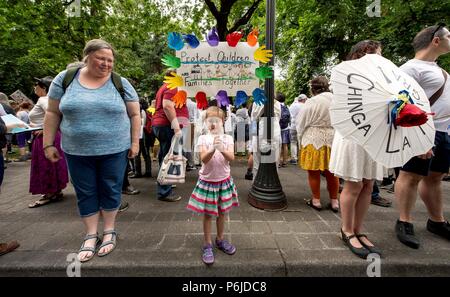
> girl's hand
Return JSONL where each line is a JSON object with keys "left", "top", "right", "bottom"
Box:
{"left": 213, "top": 136, "right": 224, "bottom": 152}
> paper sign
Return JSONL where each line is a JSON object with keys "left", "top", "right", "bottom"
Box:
{"left": 1, "top": 114, "right": 42, "bottom": 134}
{"left": 9, "top": 90, "right": 31, "bottom": 102}
{"left": 176, "top": 42, "right": 260, "bottom": 97}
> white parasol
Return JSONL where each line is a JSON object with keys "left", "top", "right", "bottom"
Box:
{"left": 329, "top": 54, "right": 435, "bottom": 168}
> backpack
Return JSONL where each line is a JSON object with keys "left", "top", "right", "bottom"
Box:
{"left": 144, "top": 110, "right": 153, "bottom": 135}
{"left": 279, "top": 104, "right": 291, "bottom": 129}
{"left": 62, "top": 67, "right": 125, "bottom": 99}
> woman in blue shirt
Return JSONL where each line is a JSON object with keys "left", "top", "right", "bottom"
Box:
{"left": 43, "top": 39, "right": 140, "bottom": 262}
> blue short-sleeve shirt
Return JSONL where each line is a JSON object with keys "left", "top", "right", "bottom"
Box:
{"left": 48, "top": 70, "right": 139, "bottom": 156}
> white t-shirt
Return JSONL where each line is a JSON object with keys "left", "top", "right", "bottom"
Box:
{"left": 400, "top": 59, "right": 450, "bottom": 133}
{"left": 289, "top": 101, "right": 304, "bottom": 128}
{"left": 29, "top": 96, "right": 49, "bottom": 128}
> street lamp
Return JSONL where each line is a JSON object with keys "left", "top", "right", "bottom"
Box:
{"left": 248, "top": 0, "right": 287, "bottom": 210}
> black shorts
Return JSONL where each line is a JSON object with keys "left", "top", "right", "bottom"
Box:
{"left": 401, "top": 131, "right": 450, "bottom": 176}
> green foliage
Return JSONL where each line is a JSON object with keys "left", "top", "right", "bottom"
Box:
{"left": 0, "top": 0, "right": 205, "bottom": 100}
{"left": 276, "top": 0, "right": 450, "bottom": 102}
{"left": 1, "top": 0, "right": 448, "bottom": 103}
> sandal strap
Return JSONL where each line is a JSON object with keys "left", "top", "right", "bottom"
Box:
{"left": 103, "top": 230, "right": 117, "bottom": 236}
{"left": 99, "top": 231, "right": 117, "bottom": 249}
{"left": 99, "top": 239, "right": 116, "bottom": 249}
{"left": 79, "top": 246, "right": 96, "bottom": 253}
{"left": 80, "top": 234, "right": 100, "bottom": 252}
{"left": 84, "top": 233, "right": 99, "bottom": 240}
{"left": 356, "top": 233, "right": 368, "bottom": 239}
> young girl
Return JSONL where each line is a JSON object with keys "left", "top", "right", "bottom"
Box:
{"left": 187, "top": 106, "right": 239, "bottom": 265}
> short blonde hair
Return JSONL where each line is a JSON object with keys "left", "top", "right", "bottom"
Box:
{"left": 205, "top": 106, "right": 225, "bottom": 121}
{"left": 82, "top": 39, "right": 116, "bottom": 63}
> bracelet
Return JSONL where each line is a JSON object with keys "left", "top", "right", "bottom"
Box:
{"left": 43, "top": 144, "right": 55, "bottom": 150}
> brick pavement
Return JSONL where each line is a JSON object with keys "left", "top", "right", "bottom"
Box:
{"left": 0, "top": 159, "right": 449, "bottom": 276}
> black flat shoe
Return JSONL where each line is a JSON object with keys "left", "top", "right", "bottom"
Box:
{"left": 327, "top": 199, "right": 339, "bottom": 213}
{"left": 306, "top": 199, "right": 322, "bottom": 211}
{"left": 356, "top": 234, "right": 382, "bottom": 257}
{"left": 341, "top": 229, "right": 370, "bottom": 259}
{"left": 395, "top": 220, "right": 420, "bottom": 249}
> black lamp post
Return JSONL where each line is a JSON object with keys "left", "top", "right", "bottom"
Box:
{"left": 248, "top": 0, "right": 287, "bottom": 210}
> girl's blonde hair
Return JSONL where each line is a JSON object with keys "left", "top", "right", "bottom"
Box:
{"left": 205, "top": 106, "right": 225, "bottom": 121}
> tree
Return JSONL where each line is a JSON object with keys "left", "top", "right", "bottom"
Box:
{"left": 203, "top": 0, "right": 265, "bottom": 40}
{"left": 276, "top": 0, "right": 450, "bottom": 104}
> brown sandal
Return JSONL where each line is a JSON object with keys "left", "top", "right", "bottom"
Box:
{"left": 28, "top": 193, "right": 64, "bottom": 208}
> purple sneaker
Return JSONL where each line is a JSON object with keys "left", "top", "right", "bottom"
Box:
{"left": 202, "top": 244, "right": 214, "bottom": 265}
{"left": 215, "top": 238, "right": 236, "bottom": 255}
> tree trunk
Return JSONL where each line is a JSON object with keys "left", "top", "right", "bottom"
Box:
{"left": 204, "top": 0, "right": 263, "bottom": 41}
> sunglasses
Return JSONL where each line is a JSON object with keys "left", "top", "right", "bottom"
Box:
{"left": 430, "top": 22, "right": 446, "bottom": 42}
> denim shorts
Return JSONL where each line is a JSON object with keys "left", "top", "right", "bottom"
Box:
{"left": 281, "top": 129, "right": 291, "bottom": 144}
{"left": 65, "top": 150, "right": 128, "bottom": 217}
{"left": 401, "top": 131, "right": 450, "bottom": 176}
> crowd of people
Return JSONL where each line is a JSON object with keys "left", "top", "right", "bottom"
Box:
{"left": 1, "top": 24, "right": 449, "bottom": 264}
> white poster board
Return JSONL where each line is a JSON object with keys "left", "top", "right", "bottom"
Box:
{"left": 1, "top": 114, "right": 41, "bottom": 134}
{"left": 176, "top": 42, "right": 260, "bottom": 97}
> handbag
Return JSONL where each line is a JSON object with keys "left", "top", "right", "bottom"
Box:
{"left": 157, "top": 135, "right": 187, "bottom": 185}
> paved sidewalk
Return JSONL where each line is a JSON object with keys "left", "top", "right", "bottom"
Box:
{"left": 0, "top": 159, "right": 449, "bottom": 276}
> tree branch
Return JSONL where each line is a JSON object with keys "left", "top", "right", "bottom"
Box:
{"left": 62, "top": 0, "right": 76, "bottom": 7}
{"left": 229, "top": 0, "right": 263, "bottom": 32}
{"left": 220, "top": 0, "right": 239, "bottom": 14}
{"left": 204, "top": 0, "right": 220, "bottom": 19}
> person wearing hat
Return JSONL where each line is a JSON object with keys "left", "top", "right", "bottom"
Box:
{"left": 289, "top": 94, "right": 307, "bottom": 165}
{"left": 27, "top": 76, "right": 69, "bottom": 208}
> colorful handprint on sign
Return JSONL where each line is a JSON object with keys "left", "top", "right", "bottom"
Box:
{"left": 252, "top": 88, "right": 267, "bottom": 106}
{"left": 226, "top": 31, "right": 244, "bottom": 47}
{"left": 195, "top": 92, "right": 208, "bottom": 110}
{"left": 234, "top": 91, "right": 248, "bottom": 108}
{"left": 164, "top": 72, "right": 183, "bottom": 89}
{"left": 168, "top": 32, "right": 184, "bottom": 51}
{"left": 173, "top": 90, "right": 187, "bottom": 108}
{"left": 206, "top": 27, "right": 219, "bottom": 47}
{"left": 216, "top": 90, "right": 230, "bottom": 107}
{"left": 255, "top": 66, "right": 273, "bottom": 80}
{"left": 247, "top": 28, "right": 259, "bottom": 47}
{"left": 161, "top": 54, "right": 181, "bottom": 69}
{"left": 183, "top": 34, "right": 200, "bottom": 49}
{"left": 254, "top": 46, "right": 273, "bottom": 64}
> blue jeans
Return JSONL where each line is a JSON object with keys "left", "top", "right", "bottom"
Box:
{"left": 65, "top": 150, "right": 128, "bottom": 217}
{"left": 153, "top": 126, "right": 175, "bottom": 198}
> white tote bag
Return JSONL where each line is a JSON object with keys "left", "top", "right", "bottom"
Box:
{"left": 157, "top": 135, "right": 187, "bottom": 185}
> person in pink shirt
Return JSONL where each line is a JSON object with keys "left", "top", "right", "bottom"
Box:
{"left": 186, "top": 106, "right": 239, "bottom": 265}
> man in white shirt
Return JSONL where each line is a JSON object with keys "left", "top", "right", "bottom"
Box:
{"left": 289, "top": 94, "right": 307, "bottom": 165}
{"left": 395, "top": 23, "right": 450, "bottom": 249}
